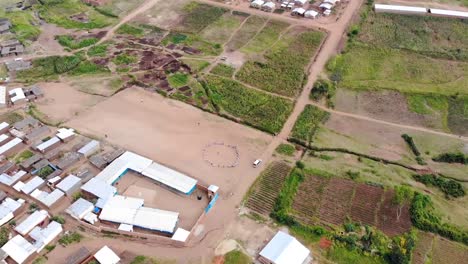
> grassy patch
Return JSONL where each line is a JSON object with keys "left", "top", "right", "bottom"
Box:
{"left": 113, "top": 54, "right": 137, "bottom": 65}
{"left": 15, "top": 150, "right": 34, "bottom": 163}
{"left": 358, "top": 13, "right": 468, "bottom": 61}
{"left": 211, "top": 63, "right": 235, "bottom": 77}
{"left": 69, "top": 61, "right": 109, "bottom": 76}
{"left": 168, "top": 73, "right": 189, "bottom": 88}
{"left": 38, "top": 0, "right": 116, "bottom": 29}
{"left": 447, "top": 96, "right": 468, "bottom": 135}
{"left": 328, "top": 45, "right": 468, "bottom": 96}
{"left": 116, "top": 23, "right": 144, "bottom": 37}
{"left": 237, "top": 30, "right": 324, "bottom": 97}
{"left": 226, "top": 16, "right": 266, "bottom": 51}
{"left": 0, "top": 64, "right": 7, "bottom": 80}
{"left": 224, "top": 250, "right": 250, "bottom": 264}
{"left": 163, "top": 32, "right": 222, "bottom": 56}
{"left": 181, "top": 59, "right": 210, "bottom": 73}
{"left": 205, "top": 75, "right": 293, "bottom": 134}
{"left": 58, "top": 232, "right": 82, "bottom": 246}
{"left": 327, "top": 246, "right": 385, "bottom": 264}
{"left": 276, "top": 143, "right": 296, "bottom": 156}
{"left": 178, "top": 2, "right": 226, "bottom": 33}
{"left": 87, "top": 44, "right": 109, "bottom": 57}
{"left": 56, "top": 35, "right": 98, "bottom": 50}
{"left": 290, "top": 105, "right": 330, "bottom": 144}
{"left": 0, "top": 112, "right": 23, "bottom": 124}
{"left": 407, "top": 94, "right": 448, "bottom": 115}
{"left": 1, "top": 11, "right": 41, "bottom": 43}
{"left": 241, "top": 20, "right": 289, "bottom": 54}
{"left": 16, "top": 55, "right": 82, "bottom": 82}
{"left": 200, "top": 13, "right": 245, "bottom": 45}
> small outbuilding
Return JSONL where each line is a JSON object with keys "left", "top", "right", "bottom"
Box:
{"left": 292, "top": 7, "right": 306, "bottom": 16}
{"left": 251, "top": 0, "right": 265, "bottom": 8}
{"left": 57, "top": 174, "right": 82, "bottom": 196}
{"left": 294, "top": 0, "right": 307, "bottom": 6}
{"left": 259, "top": 231, "right": 311, "bottom": 264}
{"left": 78, "top": 140, "right": 100, "bottom": 157}
{"left": 94, "top": 246, "right": 120, "bottom": 264}
{"left": 305, "top": 9, "right": 319, "bottom": 18}
{"left": 262, "top": 2, "right": 276, "bottom": 12}
{"left": 66, "top": 198, "right": 94, "bottom": 220}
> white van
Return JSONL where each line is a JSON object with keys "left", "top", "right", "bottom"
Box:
{"left": 253, "top": 159, "right": 262, "bottom": 168}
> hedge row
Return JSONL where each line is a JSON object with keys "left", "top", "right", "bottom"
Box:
{"left": 413, "top": 174, "right": 465, "bottom": 198}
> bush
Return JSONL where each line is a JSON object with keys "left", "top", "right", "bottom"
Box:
{"left": 59, "top": 232, "right": 83, "bottom": 246}
{"left": 295, "top": 161, "right": 305, "bottom": 169}
{"left": 0, "top": 227, "right": 9, "bottom": 247}
{"left": 56, "top": 35, "right": 98, "bottom": 50}
{"left": 401, "top": 134, "right": 420, "bottom": 156}
{"left": 275, "top": 143, "right": 296, "bottom": 156}
{"left": 432, "top": 153, "right": 468, "bottom": 164}
{"left": 224, "top": 250, "right": 251, "bottom": 264}
{"left": 51, "top": 215, "right": 66, "bottom": 224}
{"left": 413, "top": 174, "right": 465, "bottom": 198}
{"left": 311, "top": 79, "right": 335, "bottom": 101}
{"left": 45, "top": 244, "right": 56, "bottom": 252}
{"left": 37, "top": 166, "right": 54, "bottom": 178}
{"left": 116, "top": 24, "right": 144, "bottom": 37}
{"left": 410, "top": 193, "right": 468, "bottom": 245}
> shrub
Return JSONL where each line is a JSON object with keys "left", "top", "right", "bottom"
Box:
{"left": 0, "top": 227, "right": 9, "bottom": 247}
{"left": 56, "top": 35, "right": 98, "bottom": 49}
{"left": 413, "top": 174, "right": 465, "bottom": 198}
{"left": 275, "top": 143, "right": 296, "bottom": 156}
{"left": 45, "top": 244, "right": 56, "bottom": 252}
{"left": 432, "top": 153, "right": 468, "bottom": 164}
{"left": 116, "top": 24, "right": 144, "bottom": 37}
{"left": 59, "top": 232, "right": 83, "bottom": 246}
{"left": 51, "top": 215, "right": 66, "bottom": 224}
{"left": 410, "top": 192, "right": 468, "bottom": 245}
{"left": 37, "top": 166, "right": 54, "bottom": 178}
{"left": 295, "top": 161, "right": 305, "bottom": 169}
{"left": 310, "top": 79, "right": 335, "bottom": 101}
{"left": 401, "top": 134, "right": 420, "bottom": 156}
{"left": 224, "top": 250, "right": 250, "bottom": 264}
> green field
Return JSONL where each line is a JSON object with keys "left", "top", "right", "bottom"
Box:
{"left": 328, "top": 44, "right": 468, "bottom": 96}
{"left": 290, "top": 105, "right": 329, "bottom": 144}
{"left": 200, "top": 12, "right": 246, "bottom": 45}
{"left": 358, "top": 13, "right": 468, "bottom": 61}
{"left": 237, "top": 30, "right": 324, "bottom": 97}
{"left": 177, "top": 2, "right": 226, "bottom": 33}
{"left": 226, "top": 16, "right": 266, "bottom": 51}
{"left": 38, "top": 0, "right": 116, "bottom": 29}
{"left": 94, "top": 0, "right": 146, "bottom": 17}
{"left": 0, "top": 10, "right": 41, "bottom": 43}
{"left": 205, "top": 75, "right": 293, "bottom": 134}
{"left": 211, "top": 63, "right": 235, "bottom": 78}
{"left": 240, "top": 20, "right": 288, "bottom": 54}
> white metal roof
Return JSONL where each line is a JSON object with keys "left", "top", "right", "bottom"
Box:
{"left": 305, "top": 10, "right": 319, "bottom": 17}
{"left": 56, "top": 128, "right": 75, "bottom": 141}
{"left": 0, "top": 137, "right": 22, "bottom": 155}
{"left": 259, "top": 231, "right": 310, "bottom": 264}
{"left": 15, "top": 210, "right": 49, "bottom": 236}
{"left": 29, "top": 221, "right": 62, "bottom": 252}
{"left": 1, "top": 235, "right": 36, "bottom": 264}
{"left": 429, "top": 8, "right": 468, "bottom": 18}
{"left": 9, "top": 88, "right": 26, "bottom": 103}
{"left": 78, "top": 140, "right": 100, "bottom": 156}
{"left": 81, "top": 178, "right": 116, "bottom": 200}
{"left": 56, "top": 174, "right": 81, "bottom": 193}
{"left": 0, "top": 123, "right": 9, "bottom": 131}
{"left": 295, "top": 0, "right": 307, "bottom": 4}
{"left": 94, "top": 246, "right": 120, "bottom": 264}
{"left": 171, "top": 228, "right": 190, "bottom": 242}
{"left": 319, "top": 3, "right": 333, "bottom": 9}
{"left": 141, "top": 162, "right": 197, "bottom": 194}
{"left": 99, "top": 195, "right": 179, "bottom": 234}
{"left": 0, "top": 170, "right": 27, "bottom": 186}
{"left": 263, "top": 2, "right": 275, "bottom": 8}
{"left": 31, "top": 189, "right": 64, "bottom": 207}
{"left": 251, "top": 0, "right": 265, "bottom": 6}
{"left": 0, "top": 198, "right": 24, "bottom": 226}
{"left": 0, "top": 87, "right": 6, "bottom": 105}
{"left": 36, "top": 137, "right": 60, "bottom": 152}
{"left": 83, "top": 212, "right": 98, "bottom": 224}
{"left": 0, "top": 135, "right": 8, "bottom": 145}
{"left": 66, "top": 198, "right": 94, "bottom": 220}
{"left": 13, "top": 181, "right": 25, "bottom": 192}
{"left": 21, "top": 176, "right": 45, "bottom": 194}
{"left": 118, "top": 223, "right": 133, "bottom": 232}
{"left": 374, "top": 4, "right": 427, "bottom": 13}
{"left": 293, "top": 7, "right": 306, "bottom": 14}
{"left": 208, "top": 185, "right": 219, "bottom": 193}
{"left": 95, "top": 151, "right": 152, "bottom": 185}
{"left": 47, "top": 176, "right": 61, "bottom": 185}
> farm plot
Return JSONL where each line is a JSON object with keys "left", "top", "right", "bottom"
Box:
{"left": 412, "top": 232, "right": 434, "bottom": 264}
{"left": 38, "top": 0, "right": 116, "bottom": 29}
{"left": 175, "top": 2, "right": 226, "bottom": 33}
{"left": 0, "top": 9, "right": 41, "bottom": 43}
{"left": 240, "top": 20, "right": 289, "bottom": 54}
{"left": 290, "top": 105, "right": 330, "bottom": 144}
{"left": 237, "top": 30, "right": 324, "bottom": 97}
{"left": 328, "top": 45, "right": 468, "bottom": 96}
{"left": 226, "top": 16, "right": 266, "bottom": 52}
{"left": 318, "top": 178, "right": 356, "bottom": 226}
{"left": 432, "top": 236, "right": 468, "bottom": 264}
{"left": 377, "top": 190, "right": 412, "bottom": 236}
{"left": 245, "top": 162, "right": 292, "bottom": 215}
{"left": 358, "top": 13, "right": 468, "bottom": 61}
{"left": 349, "top": 184, "right": 384, "bottom": 226}
{"left": 291, "top": 175, "right": 329, "bottom": 225}
{"left": 94, "top": 0, "right": 146, "bottom": 17}
{"left": 200, "top": 12, "right": 247, "bottom": 45}
{"left": 204, "top": 75, "right": 294, "bottom": 134}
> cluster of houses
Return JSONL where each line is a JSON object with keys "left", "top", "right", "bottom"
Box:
{"left": 249, "top": 0, "right": 341, "bottom": 18}
{"left": 0, "top": 85, "right": 43, "bottom": 108}
{"left": 0, "top": 19, "right": 25, "bottom": 58}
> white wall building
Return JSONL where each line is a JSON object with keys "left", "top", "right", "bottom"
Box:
{"left": 259, "top": 231, "right": 311, "bottom": 264}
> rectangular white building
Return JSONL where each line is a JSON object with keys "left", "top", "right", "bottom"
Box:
{"left": 15, "top": 210, "right": 49, "bottom": 236}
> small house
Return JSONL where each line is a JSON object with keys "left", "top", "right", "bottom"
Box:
{"left": 294, "top": 0, "right": 307, "bottom": 6}
{"left": 94, "top": 246, "right": 120, "bottom": 264}
{"left": 319, "top": 2, "right": 333, "bottom": 11}
{"left": 259, "top": 231, "right": 311, "bottom": 264}
{"left": 251, "top": 0, "right": 266, "bottom": 8}
{"left": 262, "top": 2, "right": 276, "bottom": 12}
{"left": 374, "top": 4, "right": 427, "bottom": 15}
{"left": 0, "top": 19, "right": 11, "bottom": 34}
{"left": 305, "top": 9, "right": 319, "bottom": 18}
{"left": 292, "top": 7, "right": 306, "bottom": 16}
{"left": 9, "top": 88, "right": 26, "bottom": 105}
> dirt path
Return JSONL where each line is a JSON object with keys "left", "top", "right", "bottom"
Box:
{"left": 98, "top": 0, "right": 163, "bottom": 44}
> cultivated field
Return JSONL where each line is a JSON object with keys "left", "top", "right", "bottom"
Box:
{"left": 245, "top": 161, "right": 292, "bottom": 215}
{"left": 291, "top": 172, "right": 412, "bottom": 236}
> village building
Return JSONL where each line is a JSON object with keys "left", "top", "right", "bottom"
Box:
{"left": 0, "top": 87, "right": 6, "bottom": 108}
{"left": 428, "top": 8, "right": 468, "bottom": 18}
{"left": 1, "top": 45, "right": 24, "bottom": 57}
{"left": 294, "top": 0, "right": 307, "bottom": 6}
{"left": 78, "top": 140, "right": 100, "bottom": 157}
{"left": 30, "top": 188, "right": 65, "bottom": 208}
{"left": 19, "top": 176, "right": 45, "bottom": 195}
{"left": 56, "top": 174, "right": 82, "bottom": 196}
{"left": 305, "top": 9, "right": 319, "bottom": 18}
{"left": 15, "top": 209, "right": 49, "bottom": 236}
{"left": 13, "top": 117, "right": 39, "bottom": 131}
{"left": 25, "top": 126, "right": 50, "bottom": 143}
{"left": 29, "top": 221, "right": 62, "bottom": 252}
{"left": 65, "top": 198, "right": 94, "bottom": 221}
{"left": 0, "top": 137, "right": 23, "bottom": 156}
{"left": 0, "top": 19, "right": 11, "bottom": 34}
{"left": 292, "top": 7, "right": 307, "bottom": 16}
{"left": 1, "top": 235, "right": 36, "bottom": 264}
{"left": 251, "top": 0, "right": 265, "bottom": 9}
{"left": 259, "top": 231, "right": 311, "bottom": 264}
{"left": 5, "top": 60, "right": 31, "bottom": 72}
{"left": 0, "top": 170, "right": 27, "bottom": 186}
{"left": 9, "top": 88, "right": 26, "bottom": 105}
{"left": 56, "top": 128, "right": 75, "bottom": 142}
{"left": 65, "top": 247, "right": 91, "bottom": 264}
{"left": 262, "top": 2, "right": 276, "bottom": 12}
{"left": 23, "top": 86, "right": 44, "bottom": 101}
{"left": 20, "top": 154, "right": 42, "bottom": 170}
{"left": 93, "top": 246, "right": 120, "bottom": 264}
{"left": 0, "top": 198, "right": 25, "bottom": 226}
{"left": 56, "top": 152, "right": 81, "bottom": 170}
{"left": 35, "top": 137, "right": 61, "bottom": 153}
{"left": 0, "top": 122, "right": 10, "bottom": 134}
{"left": 374, "top": 4, "right": 427, "bottom": 15}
